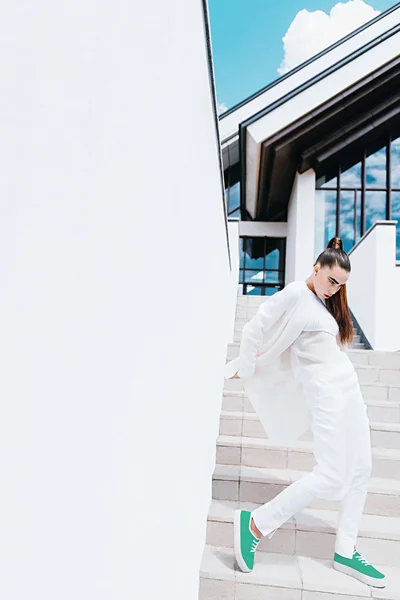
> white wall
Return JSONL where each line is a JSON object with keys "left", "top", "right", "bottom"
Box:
{"left": 347, "top": 221, "right": 400, "bottom": 351}
{"left": 239, "top": 221, "right": 288, "bottom": 238}
{"left": 285, "top": 170, "right": 316, "bottom": 284}
{"left": 226, "top": 220, "right": 241, "bottom": 341}
{"left": 0, "top": 2, "right": 232, "bottom": 599}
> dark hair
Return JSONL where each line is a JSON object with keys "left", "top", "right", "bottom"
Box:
{"left": 315, "top": 237, "right": 353, "bottom": 345}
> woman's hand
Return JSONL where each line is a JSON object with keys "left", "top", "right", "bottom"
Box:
{"left": 229, "top": 372, "right": 240, "bottom": 379}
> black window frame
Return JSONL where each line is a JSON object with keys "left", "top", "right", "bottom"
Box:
{"left": 239, "top": 236, "right": 286, "bottom": 296}
{"left": 316, "top": 136, "right": 400, "bottom": 256}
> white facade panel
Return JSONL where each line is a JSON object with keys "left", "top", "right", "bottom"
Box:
{"left": 348, "top": 222, "right": 400, "bottom": 351}
{"left": 239, "top": 221, "right": 288, "bottom": 238}
{"left": 285, "top": 170, "right": 317, "bottom": 284}
{"left": 0, "top": 2, "right": 232, "bottom": 599}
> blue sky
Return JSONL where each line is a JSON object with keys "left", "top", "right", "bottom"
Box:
{"left": 208, "top": 0, "right": 396, "bottom": 111}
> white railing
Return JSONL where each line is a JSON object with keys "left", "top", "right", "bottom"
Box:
{"left": 347, "top": 221, "right": 400, "bottom": 351}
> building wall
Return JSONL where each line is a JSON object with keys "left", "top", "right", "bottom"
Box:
{"left": 286, "top": 170, "right": 317, "bottom": 284}
{"left": 239, "top": 221, "right": 287, "bottom": 238}
{"left": 0, "top": 2, "right": 232, "bottom": 599}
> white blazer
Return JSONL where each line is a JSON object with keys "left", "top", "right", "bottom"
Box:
{"left": 224, "top": 281, "right": 313, "bottom": 445}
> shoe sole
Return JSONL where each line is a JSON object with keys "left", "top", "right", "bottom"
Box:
{"left": 234, "top": 509, "right": 252, "bottom": 573}
{"left": 333, "top": 561, "right": 386, "bottom": 588}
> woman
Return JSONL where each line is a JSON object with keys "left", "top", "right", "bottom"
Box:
{"left": 226, "top": 238, "right": 386, "bottom": 588}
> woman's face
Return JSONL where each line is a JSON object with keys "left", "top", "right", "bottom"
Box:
{"left": 313, "top": 263, "right": 350, "bottom": 301}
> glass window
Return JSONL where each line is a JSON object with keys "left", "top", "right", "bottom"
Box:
{"left": 356, "top": 191, "right": 362, "bottom": 243}
{"left": 365, "top": 191, "right": 387, "bottom": 231}
{"left": 243, "top": 238, "right": 264, "bottom": 269}
{"left": 264, "top": 271, "right": 281, "bottom": 284}
{"left": 265, "top": 287, "right": 280, "bottom": 296}
{"left": 239, "top": 237, "right": 245, "bottom": 268}
{"left": 341, "top": 162, "right": 361, "bottom": 188}
{"left": 229, "top": 181, "right": 240, "bottom": 213}
{"left": 339, "top": 191, "right": 356, "bottom": 253}
{"left": 245, "top": 285, "right": 263, "bottom": 296}
{"left": 240, "top": 237, "right": 285, "bottom": 295}
{"left": 366, "top": 146, "right": 386, "bottom": 188}
{"left": 244, "top": 270, "right": 264, "bottom": 284}
{"left": 391, "top": 137, "right": 400, "bottom": 189}
{"left": 315, "top": 139, "right": 397, "bottom": 254}
{"left": 392, "top": 192, "right": 400, "bottom": 260}
{"left": 228, "top": 207, "right": 240, "bottom": 218}
{"left": 265, "top": 248, "right": 280, "bottom": 270}
{"left": 316, "top": 175, "right": 337, "bottom": 188}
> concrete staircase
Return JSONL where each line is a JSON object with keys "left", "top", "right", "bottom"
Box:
{"left": 199, "top": 295, "right": 400, "bottom": 599}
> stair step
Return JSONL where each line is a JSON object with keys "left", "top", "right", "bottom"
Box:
{"left": 218, "top": 412, "right": 400, "bottom": 450}
{"left": 222, "top": 392, "right": 400, "bottom": 423}
{"left": 216, "top": 433, "right": 400, "bottom": 480}
{"left": 200, "top": 545, "right": 400, "bottom": 599}
{"left": 207, "top": 499, "right": 400, "bottom": 567}
{"left": 350, "top": 342, "right": 366, "bottom": 349}
{"left": 212, "top": 464, "right": 400, "bottom": 517}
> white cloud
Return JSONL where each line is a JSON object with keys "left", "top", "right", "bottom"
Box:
{"left": 278, "top": 0, "right": 380, "bottom": 76}
{"left": 217, "top": 102, "right": 228, "bottom": 114}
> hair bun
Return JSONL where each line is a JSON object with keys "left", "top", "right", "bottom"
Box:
{"left": 327, "top": 237, "right": 343, "bottom": 251}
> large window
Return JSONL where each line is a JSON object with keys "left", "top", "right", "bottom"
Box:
{"left": 315, "top": 136, "right": 400, "bottom": 259}
{"left": 239, "top": 237, "right": 286, "bottom": 296}
{"left": 224, "top": 163, "right": 241, "bottom": 218}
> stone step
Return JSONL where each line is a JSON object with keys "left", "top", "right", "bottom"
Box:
{"left": 219, "top": 412, "right": 400, "bottom": 450}
{"left": 199, "top": 544, "right": 400, "bottom": 599}
{"left": 222, "top": 391, "right": 400, "bottom": 423}
{"left": 212, "top": 464, "right": 400, "bottom": 517}
{"left": 223, "top": 377, "right": 400, "bottom": 401}
{"left": 216, "top": 434, "right": 400, "bottom": 480}
{"left": 206, "top": 499, "right": 400, "bottom": 567}
{"left": 351, "top": 342, "right": 366, "bottom": 350}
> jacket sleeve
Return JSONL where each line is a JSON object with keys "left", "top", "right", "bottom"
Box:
{"left": 336, "top": 334, "right": 349, "bottom": 354}
{"left": 236, "top": 282, "right": 303, "bottom": 379}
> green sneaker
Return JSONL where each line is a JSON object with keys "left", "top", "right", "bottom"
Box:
{"left": 333, "top": 551, "right": 386, "bottom": 588}
{"left": 234, "top": 510, "right": 261, "bottom": 572}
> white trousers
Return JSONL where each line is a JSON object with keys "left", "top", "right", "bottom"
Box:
{"left": 251, "top": 369, "right": 372, "bottom": 558}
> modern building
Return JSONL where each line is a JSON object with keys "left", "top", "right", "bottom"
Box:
{"left": 3, "top": 2, "right": 400, "bottom": 600}
{"left": 199, "top": 9, "right": 400, "bottom": 600}
{"left": 220, "top": 2, "right": 400, "bottom": 351}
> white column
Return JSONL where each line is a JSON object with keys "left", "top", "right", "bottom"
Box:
{"left": 285, "top": 169, "right": 316, "bottom": 284}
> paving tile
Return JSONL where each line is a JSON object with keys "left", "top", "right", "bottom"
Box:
{"left": 212, "top": 480, "right": 239, "bottom": 502}
{"left": 199, "top": 545, "right": 235, "bottom": 581}
{"left": 295, "top": 530, "right": 335, "bottom": 560}
{"left": 297, "top": 555, "right": 370, "bottom": 596}
{"left": 302, "top": 592, "right": 370, "bottom": 600}
{"left": 236, "top": 551, "right": 302, "bottom": 590}
{"left": 371, "top": 564, "right": 400, "bottom": 599}
{"left": 216, "top": 444, "right": 241, "bottom": 466}
{"left": 198, "top": 577, "right": 235, "bottom": 599}
{"left": 241, "top": 446, "right": 287, "bottom": 469}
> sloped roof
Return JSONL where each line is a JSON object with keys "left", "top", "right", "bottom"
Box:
{"left": 220, "top": 2, "right": 400, "bottom": 221}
